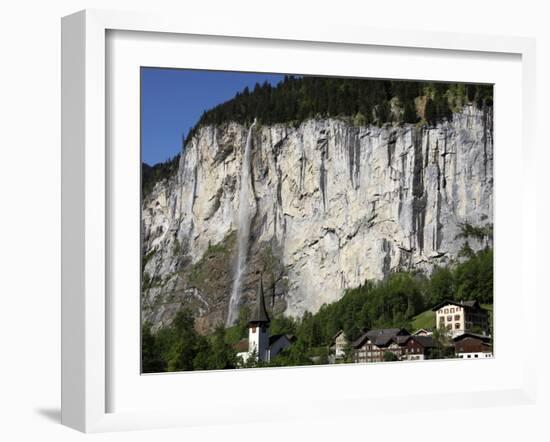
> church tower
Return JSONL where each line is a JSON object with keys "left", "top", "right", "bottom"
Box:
{"left": 248, "top": 276, "right": 270, "bottom": 362}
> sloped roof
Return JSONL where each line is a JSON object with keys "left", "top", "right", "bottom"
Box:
{"left": 269, "top": 334, "right": 291, "bottom": 347}
{"left": 432, "top": 300, "right": 483, "bottom": 311}
{"left": 452, "top": 332, "right": 491, "bottom": 343}
{"left": 412, "top": 335, "right": 435, "bottom": 348}
{"left": 331, "top": 330, "right": 346, "bottom": 341}
{"left": 394, "top": 335, "right": 411, "bottom": 345}
{"left": 249, "top": 277, "right": 270, "bottom": 324}
{"left": 367, "top": 328, "right": 410, "bottom": 347}
{"left": 352, "top": 328, "right": 410, "bottom": 348}
{"left": 352, "top": 333, "right": 371, "bottom": 349}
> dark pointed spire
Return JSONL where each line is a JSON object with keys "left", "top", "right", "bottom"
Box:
{"left": 249, "top": 275, "right": 270, "bottom": 325}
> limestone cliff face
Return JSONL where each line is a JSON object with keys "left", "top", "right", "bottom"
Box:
{"left": 142, "top": 105, "right": 493, "bottom": 332}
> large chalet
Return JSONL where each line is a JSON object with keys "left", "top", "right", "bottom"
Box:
{"left": 351, "top": 328, "right": 435, "bottom": 363}
{"left": 432, "top": 300, "right": 489, "bottom": 337}
{"left": 453, "top": 333, "right": 493, "bottom": 359}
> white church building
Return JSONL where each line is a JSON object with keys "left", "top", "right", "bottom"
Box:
{"left": 234, "top": 277, "right": 294, "bottom": 364}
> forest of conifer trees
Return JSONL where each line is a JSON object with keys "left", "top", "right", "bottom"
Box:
{"left": 142, "top": 76, "right": 493, "bottom": 196}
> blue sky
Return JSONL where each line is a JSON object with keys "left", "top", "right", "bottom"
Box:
{"left": 141, "top": 68, "right": 285, "bottom": 165}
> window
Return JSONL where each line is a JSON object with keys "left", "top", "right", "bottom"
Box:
{"left": 454, "top": 315, "right": 460, "bottom": 321}
{"left": 446, "top": 324, "right": 452, "bottom": 330}
{"left": 450, "top": 308, "right": 455, "bottom": 313}
{"left": 455, "top": 323, "right": 460, "bottom": 329}
{"left": 447, "top": 315, "right": 452, "bottom": 322}
{"left": 444, "top": 308, "right": 449, "bottom": 314}
{"left": 475, "top": 354, "right": 479, "bottom": 358}
{"left": 467, "top": 355, "right": 471, "bottom": 358}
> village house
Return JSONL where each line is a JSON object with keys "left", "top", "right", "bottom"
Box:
{"left": 329, "top": 330, "right": 348, "bottom": 361}
{"left": 398, "top": 335, "right": 435, "bottom": 361}
{"left": 453, "top": 333, "right": 493, "bottom": 359}
{"left": 412, "top": 328, "right": 432, "bottom": 337}
{"left": 432, "top": 300, "right": 489, "bottom": 337}
{"left": 351, "top": 328, "right": 435, "bottom": 363}
{"left": 352, "top": 328, "right": 409, "bottom": 363}
{"left": 234, "top": 278, "right": 294, "bottom": 364}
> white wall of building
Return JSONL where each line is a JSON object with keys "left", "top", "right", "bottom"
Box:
{"left": 457, "top": 352, "right": 493, "bottom": 359}
{"left": 248, "top": 325, "right": 270, "bottom": 361}
{"left": 435, "top": 304, "right": 465, "bottom": 336}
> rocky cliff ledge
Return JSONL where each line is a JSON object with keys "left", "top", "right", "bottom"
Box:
{"left": 142, "top": 105, "right": 493, "bottom": 333}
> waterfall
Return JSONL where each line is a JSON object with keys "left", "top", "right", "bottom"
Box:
{"left": 226, "top": 119, "right": 256, "bottom": 326}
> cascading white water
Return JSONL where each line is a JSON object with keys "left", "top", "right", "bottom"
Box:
{"left": 226, "top": 119, "right": 257, "bottom": 326}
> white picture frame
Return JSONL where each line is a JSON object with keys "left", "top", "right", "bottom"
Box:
{"left": 61, "top": 9, "right": 537, "bottom": 433}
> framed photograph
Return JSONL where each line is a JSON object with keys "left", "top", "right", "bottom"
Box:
{"left": 61, "top": 9, "right": 537, "bottom": 433}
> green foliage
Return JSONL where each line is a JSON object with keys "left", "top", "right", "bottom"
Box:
{"left": 187, "top": 232, "right": 234, "bottom": 291}
{"left": 428, "top": 266, "right": 455, "bottom": 306}
{"left": 142, "top": 309, "right": 237, "bottom": 373}
{"left": 142, "top": 155, "right": 179, "bottom": 196}
{"left": 141, "top": 322, "right": 166, "bottom": 373}
{"left": 143, "top": 79, "right": 493, "bottom": 194}
{"left": 224, "top": 305, "right": 251, "bottom": 345}
{"left": 205, "top": 240, "right": 228, "bottom": 255}
{"left": 204, "top": 325, "right": 238, "bottom": 370}
{"left": 142, "top": 272, "right": 151, "bottom": 290}
{"left": 241, "top": 350, "right": 258, "bottom": 368}
{"left": 143, "top": 248, "right": 493, "bottom": 371}
{"left": 456, "top": 223, "right": 493, "bottom": 243}
{"left": 172, "top": 239, "right": 181, "bottom": 256}
{"left": 383, "top": 351, "right": 399, "bottom": 362}
{"left": 416, "top": 247, "right": 493, "bottom": 330}
{"left": 458, "top": 241, "right": 475, "bottom": 258}
{"left": 269, "top": 314, "right": 299, "bottom": 336}
{"left": 424, "top": 98, "right": 437, "bottom": 125}
{"left": 454, "top": 248, "right": 493, "bottom": 304}
{"left": 184, "top": 77, "right": 493, "bottom": 145}
{"left": 428, "top": 327, "right": 455, "bottom": 359}
{"left": 411, "top": 309, "right": 435, "bottom": 331}
{"left": 277, "top": 338, "right": 315, "bottom": 367}
{"left": 403, "top": 100, "right": 419, "bottom": 124}
{"left": 166, "top": 308, "right": 200, "bottom": 371}
{"left": 266, "top": 271, "right": 428, "bottom": 367}
{"left": 482, "top": 304, "right": 494, "bottom": 339}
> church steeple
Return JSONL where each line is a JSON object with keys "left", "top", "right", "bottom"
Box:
{"left": 249, "top": 275, "right": 270, "bottom": 325}
{"left": 247, "top": 275, "right": 270, "bottom": 362}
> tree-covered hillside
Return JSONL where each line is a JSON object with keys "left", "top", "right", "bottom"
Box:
{"left": 185, "top": 75, "right": 493, "bottom": 144}
{"left": 142, "top": 246, "right": 493, "bottom": 372}
{"left": 142, "top": 155, "right": 180, "bottom": 196}
{"left": 143, "top": 76, "right": 493, "bottom": 196}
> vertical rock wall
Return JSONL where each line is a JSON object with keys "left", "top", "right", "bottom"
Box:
{"left": 142, "top": 105, "right": 493, "bottom": 331}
